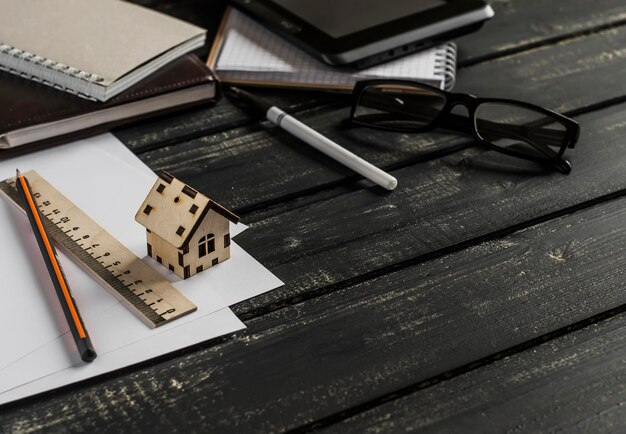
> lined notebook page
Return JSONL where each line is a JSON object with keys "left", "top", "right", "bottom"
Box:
{"left": 214, "top": 8, "right": 457, "bottom": 90}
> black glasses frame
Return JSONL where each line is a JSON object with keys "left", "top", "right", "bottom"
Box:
{"left": 349, "top": 79, "right": 581, "bottom": 174}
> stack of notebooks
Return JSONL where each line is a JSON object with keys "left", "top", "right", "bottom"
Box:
{"left": 1, "top": 2, "right": 460, "bottom": 152}
{"left": 0, "top": 54, "right": 217, "bottom": 151}
{"left": 0, "top": 0, "right": 217, "bottom": 152}
{"left": 208, "top": 8, "right": 458, "bottom": 92}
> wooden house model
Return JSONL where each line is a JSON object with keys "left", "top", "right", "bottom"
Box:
{"left": 135, "top": 172, "right": 240, "bottom": 279}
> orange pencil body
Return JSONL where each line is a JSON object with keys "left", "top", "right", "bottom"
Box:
{"left": 15, "top": 170, "right": 96, "bottom": 362}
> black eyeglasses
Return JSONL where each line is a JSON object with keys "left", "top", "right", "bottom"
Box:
{"left": 349, "top": 80, "right": 580, "bottom": 174}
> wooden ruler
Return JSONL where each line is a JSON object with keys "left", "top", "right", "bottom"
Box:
{"left": 0, "top": 170, "right": 197, "bottom": 328}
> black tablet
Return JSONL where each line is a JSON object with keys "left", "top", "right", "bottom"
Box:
{"left": 230, "top": 0, "right": 494, "bottom": 68}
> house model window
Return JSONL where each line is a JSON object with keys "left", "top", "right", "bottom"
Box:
{"left": 198, "top": 234, "right": 215, "bottom": 258}
{"left": 134, "top": 171, "right": 240, "bottom": 279}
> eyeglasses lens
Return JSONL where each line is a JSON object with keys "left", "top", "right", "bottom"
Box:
{"left": 474, "top": 102, "right": 568, "bottom": 159}
{"left": 354, "top": 83, "right": 446, "bottom": 130}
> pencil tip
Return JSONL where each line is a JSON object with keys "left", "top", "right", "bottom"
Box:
{"left": 15, "top": 168, "right": 21, "bottom": 177}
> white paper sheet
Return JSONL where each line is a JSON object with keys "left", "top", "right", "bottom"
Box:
{"left": 0, "top": 242, "right": 275, "bottom": 395}
{"left": 2, "top": 308, "right": 245, "bottom": 404}
{"left": 0, "top": 140, "right": 167, "bottom": 371}
{"left": 0, "top": 134, "right": 284, "bottom": 405}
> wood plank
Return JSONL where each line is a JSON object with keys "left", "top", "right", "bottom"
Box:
{"left": 2, "top": 181, "right": 625, "bottom": 433}
{"left": 328, "top": 309, "right": 626, "bottom": 433}
{"left": 113, "top": 89, "right": 340, "bottom": 154}
{"left": 456, "top": 0, "right": 626, "bottom": 65}
{"left": 223, "top": 97, "right": 626, "bottom": 315}
{"left": 3, "top": 2, "right": 626, "bottom": 431}
{"left": 117, "top": 0, "right": 626, "bottom": 152}
{"left": 136, "top": 25, "right": 626, "bottom": 213}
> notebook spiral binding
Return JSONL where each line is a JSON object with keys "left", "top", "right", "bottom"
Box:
{"left": 0, "top": 42, "right": 102, "bottom": 100}
{"left": 434, "top": 43, "right": 458, "bottom": 91}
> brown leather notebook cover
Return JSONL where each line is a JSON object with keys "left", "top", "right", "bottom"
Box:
{"left": 0, "top": 54, "right": 218, "bottom": 157}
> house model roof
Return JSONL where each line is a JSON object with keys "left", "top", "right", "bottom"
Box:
{"left": 135, "top": 172, "right": 239, "bottom": 249}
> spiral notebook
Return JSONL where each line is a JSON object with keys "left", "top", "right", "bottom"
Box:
{"left": 208, "top": 8, "right": 458, "bottom": 91}
{"left": 0, "top": 0, "right": 206, "bottom": 101}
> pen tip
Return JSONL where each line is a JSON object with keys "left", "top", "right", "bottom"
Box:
{"left": 16, "top": 168, "right": 21, "bottom": 177}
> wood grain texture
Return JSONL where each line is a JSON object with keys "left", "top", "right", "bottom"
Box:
{"left": 456, "top": 0, "right": 626, "bottom": 65}
{"left": 114, "top": 88, "right": 340, "bottom": 154}
{"left": 134, "top": 25, "right": 626, "bottom": 214}
{"left": 3, "top": 2, "right": 626, "bottom": 433}
{"left": 329, "top": 306, "right": 626, "bottom": 433}
{"left": 2, "top": 184, "right": 625, "bottom": 433}
{"left": 227, "top": 102, "right": 626, "bottom": 314}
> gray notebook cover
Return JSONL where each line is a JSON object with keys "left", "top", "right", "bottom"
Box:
{"left": 0, "top": 0, "right": 206, "bottom": 98}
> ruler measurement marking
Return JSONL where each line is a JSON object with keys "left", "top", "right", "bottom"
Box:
{"left": 42, "top": 220, "right": 165, "bottom": 325}
{"left": 64, "top": 225, "right": 168, "bottom": 324}
{"left": 0, "top": 174, "right": 196, "bottom": 327}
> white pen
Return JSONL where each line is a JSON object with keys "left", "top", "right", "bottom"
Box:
{"left": 227, "top": 86, "right": 398, "bottom": 191}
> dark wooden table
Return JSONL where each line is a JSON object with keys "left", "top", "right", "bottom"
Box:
{"left": 3, "top": 1, "right": 626, "bottom": 432}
